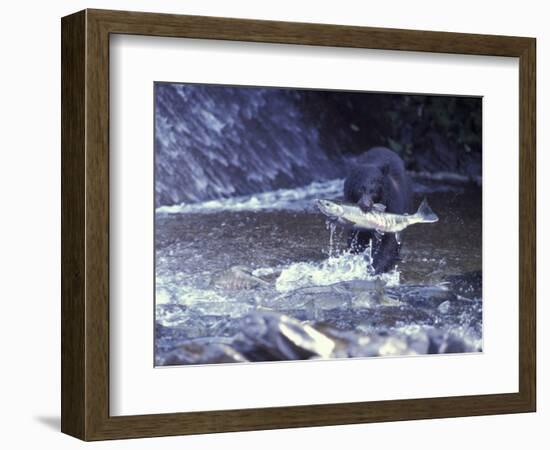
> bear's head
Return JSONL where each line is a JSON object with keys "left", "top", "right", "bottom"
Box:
{"left": 344, "top": 165, "right": 385, "bottom": 212}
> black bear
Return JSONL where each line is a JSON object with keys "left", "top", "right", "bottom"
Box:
{"left": 344, "top": 147, "right": 413, "bottom": 273}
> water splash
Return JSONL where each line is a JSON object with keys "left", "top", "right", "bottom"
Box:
{"left": 326, "top": 220, "right": 337, "bottom": 258}
{"left": 274, "top": 251, "right": 400, "bottom": 293}
{"left": 156, "top": 179, "right": 344, "bottom": 214}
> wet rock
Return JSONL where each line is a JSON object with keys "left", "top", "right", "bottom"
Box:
{"left": 210, "top": 266, "right": 270, "bottom": 290}
{"left": 408, "top": 335, "right": 431, "bottom": 354}
{"left": 309, "top": 326, "right": 359, "bottom": 358}
{"left": 426, "top": 329, "right": 480, "bottom": 354}
{"left": 237, "top": 310, "right": 336, "bottom": 360}
{"left": 154, "top": 279, "right": 482, "bottom": 364}
{"left": 398, "top": 326, "right": 431, "bottom": 354}
{"left": 436, "top": 297, "right": 477, "bottom": 316}
{"left": 437, "top": 300, "right": 451, "bottom": 314}
{"left": 369, "top": 336, "right": 410, "bottom": 357}
{"left": 157, "top": 339, "right": 248, "bottom": 365}
{"left": 156, "top": 313, "right": 481, "bottom": 364}
{"left": 203, "top": 315, "right": 243, "bottom": 338}
{"left": 352, "top": 332, "right": 427, "bottom": 357}
{"left": 439, "top": 335, "right": 469, "bottom": 354}
{"left": 155, "top": 323, "right": 190, "bottom": 354}
{"left": 315, "top": 324, "right": 431, "bottom": 357}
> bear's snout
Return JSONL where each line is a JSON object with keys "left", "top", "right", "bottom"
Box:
{"left": 358, "top": 194, "right": 374, "bottom": 212}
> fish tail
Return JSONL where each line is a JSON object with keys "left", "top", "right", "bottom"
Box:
{"left": 416, "top": 198, "right": 439, "bottom": 223}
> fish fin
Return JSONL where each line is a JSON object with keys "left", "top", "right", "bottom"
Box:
{"left": 338, "top": 217, "right": 356, "bottom": 228}
{"left": 374, "top": 230, "right": 385, "bottom": 240}
{"left": 372, "top": 203, "right": 386, "bottom": 212}
{"left": 416, "top": 198, "right": 439, "bottom": 223}
{"left": 395, "top": 232, "right": 402, "bottom": 245}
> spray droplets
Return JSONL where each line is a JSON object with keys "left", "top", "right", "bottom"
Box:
{"left": 325, "top": 220, "right": 337, "bottom": 258}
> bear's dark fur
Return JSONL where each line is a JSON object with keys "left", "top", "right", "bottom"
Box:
{"left": 344, "top": 147, "right": 413, "bottom": 273}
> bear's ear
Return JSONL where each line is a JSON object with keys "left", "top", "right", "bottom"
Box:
{"left": 381, "top": 164, "right": 390, "bottom": 175}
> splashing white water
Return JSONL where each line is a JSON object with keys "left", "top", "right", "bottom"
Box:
{"left": 156, "top": 176, "right": 460, "bottom": 215}
{"left": 156, "top": 179, "right": 344, "bottom": 214}
{"left": 326, "top": 220, "right": 337, "bottom": 259}
{"left": 274, "top": 251, "right": 400, "bottom": 293}
{"left": 156, "top": 283, "right": 226, "bottom": 306}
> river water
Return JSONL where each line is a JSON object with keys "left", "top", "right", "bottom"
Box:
{"left": 154, "top": 179, "right": 482, "bottom": 366}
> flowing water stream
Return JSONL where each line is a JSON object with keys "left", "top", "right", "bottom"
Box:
{"left": 155, "top": 180, "right": 482, "bottom": 365}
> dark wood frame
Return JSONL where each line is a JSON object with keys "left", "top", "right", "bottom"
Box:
{"left": 61, "top": 8, "right": 536, "bottom": 441}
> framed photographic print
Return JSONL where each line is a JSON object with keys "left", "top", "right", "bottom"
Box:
{"left": 61, "top": 9, "right": 536, "bottom": 441}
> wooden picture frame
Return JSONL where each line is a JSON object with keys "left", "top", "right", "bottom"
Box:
{"left": 61, "top": 9, "right": 536, "bottom": 441}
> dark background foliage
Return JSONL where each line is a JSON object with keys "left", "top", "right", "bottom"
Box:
{"left": 297, "top": 90, "right": 482, "bottom": 176}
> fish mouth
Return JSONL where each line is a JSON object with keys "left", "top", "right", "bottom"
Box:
{"left": 317, "top": 199, "right": 340, "bottom": 218}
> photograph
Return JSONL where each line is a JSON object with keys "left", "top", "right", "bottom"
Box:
{"left": 153, "top": 82, "right": 483, "bottom": 366}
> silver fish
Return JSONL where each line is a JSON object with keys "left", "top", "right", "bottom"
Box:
{"left": 210, "top": 266, "right": 270, "bottom": 290}
{"left": 317, "top": 198, "right": 438, "bottom": 233}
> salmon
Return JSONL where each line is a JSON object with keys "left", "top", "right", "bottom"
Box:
{"left": 317, "top": 198, "right": 438, "bottom": 233}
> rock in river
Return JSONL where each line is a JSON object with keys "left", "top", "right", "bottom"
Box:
{"left": 236, "top": 310, "right": 336, "bottom": 360}
{"left": 157, "top": 338, "right": 249, "bottom": 365}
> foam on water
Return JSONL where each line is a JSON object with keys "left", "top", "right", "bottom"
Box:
{"left": 156, "top": 179, "right": 344, "bottom": 214}
{"left": 156, "top": 283, "right": 227, "bottom": 306}
{"left": 274, "top": 251, "right": 400, "bottom": 293}
{"left": 156, "top": 177, "right": 454, "bottom": 215}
